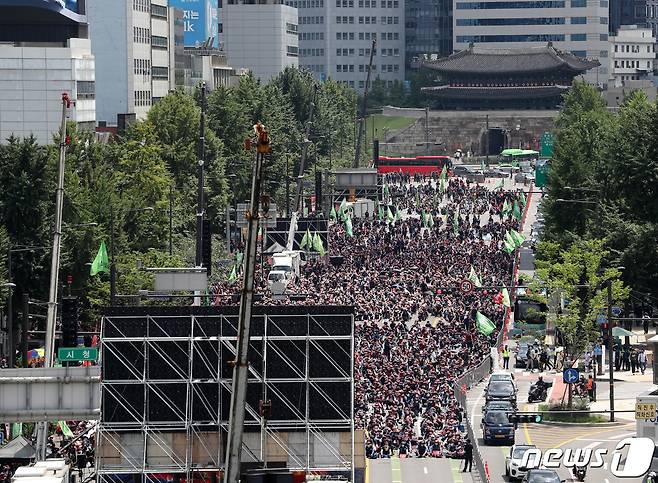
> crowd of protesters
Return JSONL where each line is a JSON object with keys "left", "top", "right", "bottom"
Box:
{"left": 212, "top": 173, "right": 526, "bottom": 459}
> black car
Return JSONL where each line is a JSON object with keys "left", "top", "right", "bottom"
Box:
{"left": 483, "top": 400, "right": 516, "bottom": 416}
{"left": 481, "top": 409, "right": 515, "bottom": 445}
{"left": 485, "top": 380, "right": 517, "bottom": 405}
{"left": 521, "top": 469, "right": 562, "bottom": 483}
{"left": 515, "top": 342, "right": 530, "bottom": 368}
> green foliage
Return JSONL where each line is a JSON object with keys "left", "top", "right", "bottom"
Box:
{"left": 536, "top": 239, "right": 629, "bottom": 357}
{"left": 541, "top": 83, "right": 658, "bottom": 295}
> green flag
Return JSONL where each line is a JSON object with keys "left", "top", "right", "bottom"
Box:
{"left": 452, "top": 208, "right": 459, "bottom": 236}
{"left": 383, "top": 184, "right": 390, "bottom": 199}
{"left": 344, "top": 216, "right": 353, "bottom": 237}
{"left": 386, "top": 206, "right": 394, "bottom": 223}
{"left": 59, "top": 421, "right": 74, "bottom": 438}
{"left": 11, "top": 423, "right": 22, "bottom": 439}
{"left": 439, "top": 177, "right": 446, "bottom": 194}
{"left": 428, "top": 214, "right": 434, "bottom": 229}
{"left": 494, "top": 179, "right": 504, "bottom": 191}
{"left": 421, "top": 211, "right": 428, "bottom": 227}
{"left": 503, "top": 238, "right": 516, "bottom": 254}
{"left": 440, "top": 165, "right": 448, "bottom": 180}
{"left": 501, "top": 288, "right": 511, "bottom": 308}
{"left": 395, "top": 206, "right": 401, "bottom": 222}
{"left": 469, "top": 266, "right": 482, "bottom": 288}
{"left": 330, "top": 205, "right": 337, "bottom": 221}
{"left": 300, "top": 228, "right": 312, "bottom": 249}
{"left": 378, "top": 205, "right": 384, "bottom": 221}
{"left": 415, "top": 191, "right": 420, "bottom": 207}
{"left": 227, "top": 265, "right": 237, "bottom": 284}
{"left": 512, "top": 201, "right": 522, "bottom": 221}
{"left": 520, "top": 191, "right": 527, "bottom": 206}
{"left": 313, "top": 232, "right": 325, "bottom": 256}
{"left": 236, "top": 252, "right": 244, "bottom": 269}
{"left": 510, "top": 229, "right": 525, "bottom": 247}
{"left": 90, "top": 241, "right": 109, "bottom": 276}
{"left": 502, "top": 199, "right": 510, "bottom": 216}
{"left": 339, "top": 199, "right": 347, "bottom": 219}
{"left": 475, "top": 311, "right": 496, "bottom": 336}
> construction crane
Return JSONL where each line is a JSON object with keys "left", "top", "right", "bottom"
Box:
{"left": 223, "top": 122, "right": 269, "bottom": 483}
{"left": 353, "top": 39, "right": 376, "bottom": 168}
{"left": 286, "top": 84, "right": 318, "bottom": 251}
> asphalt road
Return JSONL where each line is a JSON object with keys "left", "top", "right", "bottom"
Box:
{"left": 468, "top": 366, "right": 645, "bottom": 483}
{"left": 367, "top": 457, "right": 476, "bottom": 483}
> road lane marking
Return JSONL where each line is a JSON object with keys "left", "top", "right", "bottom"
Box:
{"left": 450, "top": 458, "right": 464, "bottom": 483}
{"left": 391, "top": 457, "right": 401, "bottom": 483}
{"left": 424, "top": 466, "right": 428, "bottom": 475}
{"left": 554, "top": 423, "right": 634, "bottom": 449}
{"left": 583, "top": 441, "right": 602, "bottom": 450}
{"left": 523, "top": 404, "right": 533, "bottom": 445}
{"left": 365, "top": 458, "right": 369, "bottom": 483}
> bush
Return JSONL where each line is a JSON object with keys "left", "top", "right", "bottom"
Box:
{"left": 538, "top": 401, "right": 607, "bottom": 423}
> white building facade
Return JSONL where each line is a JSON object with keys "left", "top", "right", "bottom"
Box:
{"left": 0, "top": 1, "right": 96, "bottom": 144}
{"left": 294, "top": 0, "right": 406, "bottom": 91}
{"left": 87, "top": 0, "right": 174, "bottom": 126}
{"left": 453, "top": 0, "right": 610, "bottom": 86}
{"left": 220, "top": 2, "right": 299, "bottom": 81}
{"left": 609, "top": 25, "right": 656, "bottom": 87}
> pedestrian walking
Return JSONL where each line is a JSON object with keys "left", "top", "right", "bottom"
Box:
{"left": 463, "top": 438, "right": 473, "bottom": 473}
{"left": 586, "top": 375, "right": 595, "bottom": 402}
{"left": 631, "top": 349, "right": 639, "bottom": 374}
{"left": 502, "top": 345, "right": 510, "bottom": 370}
{"left": 638, "top": 350, "right": 647, "bottom": 375}
{"left": 644, "top": 314, "right": 650, "bottom": 334}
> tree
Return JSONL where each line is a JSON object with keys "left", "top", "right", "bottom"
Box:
{"left": 535, "top": 239, "right": 629, "bottom": 358}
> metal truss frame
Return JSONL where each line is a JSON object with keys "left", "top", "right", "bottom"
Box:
{"left": 97, "top": 309, "right": 354, "bottom": 480}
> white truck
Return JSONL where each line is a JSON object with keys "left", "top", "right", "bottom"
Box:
{"left": 12, "top": 458, "right": 70, "bottom": 483}
{"left": 267, "top": 251, "right": 302, "bottom": 289}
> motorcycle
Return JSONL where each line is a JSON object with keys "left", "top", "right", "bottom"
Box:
{"left": 572, "top": 464, "right": 587, "bottom": 481}
{"left": 527, "top": 381, "right": 550, "bottom": 403}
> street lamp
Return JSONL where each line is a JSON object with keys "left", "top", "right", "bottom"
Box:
{"left": 110, "top": 206, "right": 154, "bottom": 305}
{"left": 606, "top": 267, "right": 625, "bottom": 423}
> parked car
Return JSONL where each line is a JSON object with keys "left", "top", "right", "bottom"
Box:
{"left": 506, "top": 444, "right": 537, "bottom": 480}
{"left": 481, "top": 409, "right": 515, "bottom": 445}
{"left": 521, "top": 468, "right": 562, "bottom": 483}
{"left": 485, "top": 380, "right": 517, "bottom": 406}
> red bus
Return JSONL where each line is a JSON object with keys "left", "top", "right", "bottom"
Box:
{"left": 377, "top": 155, "right": 452, "bottom": 175}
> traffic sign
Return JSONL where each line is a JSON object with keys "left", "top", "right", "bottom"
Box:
{"left": 636, "top": 402, "right": 656, "bottom": 420}
{"left": 460, "top": 280, "right": 474, "bottom": 294}
{"left": 612, "top": 306, "right": 623, "bottom": 317}
{"left": 596, "top": 313, "right": 607, "bottom": 325}
{"left": 540, "top": 132, "right": 554, "bottom": 157}
{"left": 58, "top": 347, "right": 98, "bottom": 362}
{"left": 563, "top": 368, "right": 579, "bottom": 384}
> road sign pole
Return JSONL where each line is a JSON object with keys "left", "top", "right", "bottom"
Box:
{"left": 608, "top": 279, "right": 615, "bottom": 422}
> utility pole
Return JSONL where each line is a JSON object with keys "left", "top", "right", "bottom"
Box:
{"left": 607, "top": 279, "right": 615, "bottom": 422}
{"left": 39, "top": 92, "right": 70, "bottom": 462}
{"left": 196, "top": 82, "right": 207, "bottom": 268}
{"left": 21, "top": 293, "right": 28, "bottom": 368}
{"left": 354, "top": 39, "right": 376, "bottom": 168}
{"left": 224, "top": 123, "right": 268, "bottom": 483}
{"left": 169, "top": 185, "right": 173, "bottom": 256}
{"left": 7, "top": 255, "right": 13, "bottom": 367}
{"left": 44, "top": 93, "right": 70, "bottom": 368}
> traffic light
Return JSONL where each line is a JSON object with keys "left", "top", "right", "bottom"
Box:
{"left": 202, "top": 219, "right": 212, "bottom": 277}
{"left": 508, "top": 413, "right": 543, "bottom": 424}
{"left": 61, "top": 296, "right": 79, "bottom": 348}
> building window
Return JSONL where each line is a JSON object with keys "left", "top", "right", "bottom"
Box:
{"left": 600, "top": 33, "right": 608, "bottom": 40}
{"left": 287, "top": 45, "right": 299, "bottom": 57}
{"left": 77, "top": 81, "right": 95, "bottom": 100}
{"left": 286, "top": 22, "right": 298, "bottom": 35}
{"left": 457, "top": 34, "right": 566, "bottom": 42}
{"left": 134, "top": 27, "right": 151, "bottom": 44}
{"left": 571, "top": 50, "right": 587, "bottom": 57}
{"left": 151, "top": 35, "right": 168, "bottom": 49}
{"left": 571, "top": 16, "right": 586, "bottom": 23}
{"left": 456, "top": 0, "right": 565, "bottom": 8}
{"left": 571, "top": 33, "right": 587, "bottom": 41}
{"left": 133, "top": 0, "right": 149, "bottom": 12}
{"left": 600, "top": 16, "right": 608, "bottom": 24}
{"left": 457, "top": 17, "right": 566, "bottom": 25}
{"left": 151, "top": 4, "right": 167, "bottom": 18}
{"left": 571, "top": 0, "right": 586, "bottom": 7}
{"left": 152, "top": 66, "right": 169, "bottom": 79}
{"left": 134, "top": 90, "right": 152, "bottom": 107}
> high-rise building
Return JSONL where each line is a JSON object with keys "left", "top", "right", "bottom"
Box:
{"left": 219, "top": 0, "right": 299, "bottom": 81}
{"left": 453, "top": 0, "right": 610, "bottom": 86}
{"left": 0, "top": 0, "right": 96, "bottom": 144}
{"left": 295, "top": 0, "right": 406, "bottom": 91}
{"left": 610, "top": 0, "right": 658, "bottom": 36}
{"left": 405, "top": 0, "right": 452, "bottom": 66}
{"left": 609, "top": 25, "right": 656, "bottom": 85}
{"left": 87, "top": 0, "right": 177, "bottom": 126}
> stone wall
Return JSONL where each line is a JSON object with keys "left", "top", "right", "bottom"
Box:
{"left": 383, "top": 109, "right": 558, "bottom": 156}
